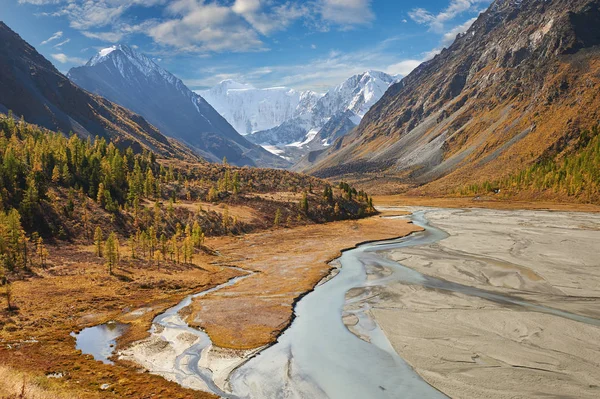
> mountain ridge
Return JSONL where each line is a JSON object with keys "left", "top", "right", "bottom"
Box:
{"left": 238, "top": 70, "right": 399, "bottom": 163}
{"left": 200, "top": 80, "right": 322, "bottom": 136}
{"left": 305, "top": 0, "right": 600, "bottom": 198}
{"left": 68, "top": 44, "right": 288, "bottom": 168}
{"left": 0, "top": 22, "right": 195, "bottom": 160}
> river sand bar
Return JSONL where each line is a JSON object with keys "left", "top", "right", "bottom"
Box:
{"left": 360, "top": 208, "right": 600, "bottom": 399}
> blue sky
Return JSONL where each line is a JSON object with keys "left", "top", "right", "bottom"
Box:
{"left": 2, "top": 0, "right": 492, "bottom": 91}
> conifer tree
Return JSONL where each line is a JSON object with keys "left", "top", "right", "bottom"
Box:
{"left": 129, "top": 236, "right": 137, "bottom": 259}
{"left": 300, "top": 192, "right": 309, "bottom": 213}
{"left": 51, "top": 165, "right": 61, "bottom": 183}
{"left": 97, "top": 183, "right": 105, "bottom": 207}
{"left": 274, "top": 208, "right": 282, "bottom": 226}
{"left": 104, "top": 232, "right": 118, "bottom": 274}
{"left": 94, "top": 227, "right": 103, "bottom": 257}
{"left": 36, "top": 236, "right": 47, "bottom": 268}
{"left": 192, "top": 221, "right": 204, "bottom": 248}
{"left": 208, "top": 187, "right": 218, "bottom": 202}
{"left": 160, "top": 233, "right": 168, "bottom": 261}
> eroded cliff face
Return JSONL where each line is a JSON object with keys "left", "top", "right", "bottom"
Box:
{"left": 308, "top": 0, "right": 600, "bottom": 194}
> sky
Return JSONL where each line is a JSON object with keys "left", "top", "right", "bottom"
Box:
{"left": 2, "top": 0, "right": 492, "bottom": 92}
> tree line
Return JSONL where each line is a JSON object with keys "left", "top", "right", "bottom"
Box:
{"left": 457, "top": 125, "right": 600, "bottom": 202}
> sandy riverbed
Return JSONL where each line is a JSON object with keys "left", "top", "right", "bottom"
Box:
{"left": 349, "top": 208, "right": 600, "bottom": 399}
{"left": 118, "top": 214, "right": 421, "bottom": 395}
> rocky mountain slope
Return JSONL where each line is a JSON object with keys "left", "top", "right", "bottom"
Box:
{"left": 200, "top": 80, "right": 322, "bottom": 135}
{"left": 305, "top": 0, "right": 600, "bottom": 196}
{"left": 247, "top": 71, "right": 397, "bottom": 163}
{"left": 0, "top": 22, "right": 194, "bottom": 160}
{"left": 68, "top": 45, "right": 288, "bottom": 168}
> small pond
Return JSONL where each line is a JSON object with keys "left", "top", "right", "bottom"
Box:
{"left": 71, "top": 321, "right": 128, "bottom": 364}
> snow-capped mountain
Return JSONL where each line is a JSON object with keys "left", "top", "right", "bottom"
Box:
{"left": 67, "top": 45, "right": 288, "bottom": 168}
{"left": 199, "top": 81, "right": 322, "bottom": 135}
{"left": 246, "top": 70, "right": 399, "bottom": 163}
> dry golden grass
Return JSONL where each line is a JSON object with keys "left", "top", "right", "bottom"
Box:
{"left": 0, "top": 245, "right": 238, "bottom": 398}
{"left": 0, "top": 365, "right": 82, "bottom": 399}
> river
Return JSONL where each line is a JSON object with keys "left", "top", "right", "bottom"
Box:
{"left": 75, "top": 208, "right": 600, "bottom": 398}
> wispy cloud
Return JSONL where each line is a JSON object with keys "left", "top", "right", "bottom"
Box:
{"left": 185, "top": 39, "right": 422, "bottom": 91}
{"left": 441, "top": 17, "right": 477, "bottom": 46}
{"left": 52, "top": 38, "right": 70, "bottom": 48}
{"left": 50, "top": 53, "right": 86, "bottom": 64}
{"left": 319, "top": 0, "right": 375, "bottom": 28}
{"left": 40, "top": 30, "right": 62, "bottom": 45}
{"left": 31, "top": 0, "right": 376, "bottom": 53}
{"left": 409, "top": 0, "right": 488, "bottom": 32}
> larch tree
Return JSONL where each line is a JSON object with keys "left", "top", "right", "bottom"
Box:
{"left": 36, "top": 236, "right": 48, "bottom": 268}
{"left": 104, "top": 232, "right": 118, "bottom": 275}
{"left": 300, "top": 192, "right": 309, "bottom": 213}
{"left": 274, "top": 208, "right": 282, "bottom": 226}
{"left": 94, "top": 227, "right": 103, "bottom": 257}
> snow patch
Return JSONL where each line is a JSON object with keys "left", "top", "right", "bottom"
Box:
{"left": 98, "top": 46, "right": 117, "bottom": 57}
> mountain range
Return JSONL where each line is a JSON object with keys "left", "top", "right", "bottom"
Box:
{"left": 199, "top": 80, "right": 322, "bottom": 136}
{"left": 68, "top": 45, "right": 288, "bottom": 168}
{"left": 202, "top": 71, "right": 399, "bottom": 163}
{"left": 0, "top": 22, "right": 194, "bottom": 160}
{"left": 304, "top": 0, "right": 600, "bottom": 195}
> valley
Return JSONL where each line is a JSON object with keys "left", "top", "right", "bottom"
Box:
{"left": 2, "top": 0, "right": 600, "bottom": 398}
{"left": 0, "top": 209, "right": 418, "bottom": 398}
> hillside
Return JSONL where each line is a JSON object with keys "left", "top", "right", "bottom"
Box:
{"left": 68, "top": 45, "right": 288, "bottom": 168}
{"left": 306, "top": 0, "right": 600, "bottom": 202}
{"left": 0, "top": 113, "right": 374, "bottom": 265}
{"left": 0, "top": 22, "right": 193, "bottom": 161}
{"left": 0, "top": 113, "right": 377, "bottom": 397}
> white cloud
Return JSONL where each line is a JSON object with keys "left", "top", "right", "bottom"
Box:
{"left": 81, "top": 30, "right": 125, "bottom": 42}
{"left": 319, "top": 0, "right": 375, "bottom": 27}
{"left": 50, "top": 53, "right": 86, "bottom": 64}
{"left": 33, "top": 0, "right": 166, "bottom": 30}
{"left": 232, "top": 0, "right": 308, "bottom": 35}
{"left": 409, "top": 0, "right": 488, "bottom": 32}
{"left": 148, "top": 0, "right": 264, "bottom": 52}
{"left": 81, "top": 20, "right": 158, "bottom": 43}
{"left": 441, "top": 17, "right": 477, "bottom": 46}
{"left": 52, "top": 38, "right": 70, "bottom": 48}
{"left": 18, "top": 0, "right": 61, "bottom": 4}
{"left": 386, "top": 60, "right": 422, "bottom": 76}
{"left": 41, "top": 30, "right": 62, "bottom": 45}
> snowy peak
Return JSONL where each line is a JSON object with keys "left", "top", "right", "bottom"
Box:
{"left": 313, "top": 69, "right": 396, "bottom": 120}
{"left": 68, "top": 45, "right": 288, "bottom": 168}
{"left": 83, "top": 44, "right": 180, "bottom": 87}
{"left": 245, "top": 70, "right": 397, "bottom": 163}
{"left": 200, "top": 81, "right": 323, "bottom": 135}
